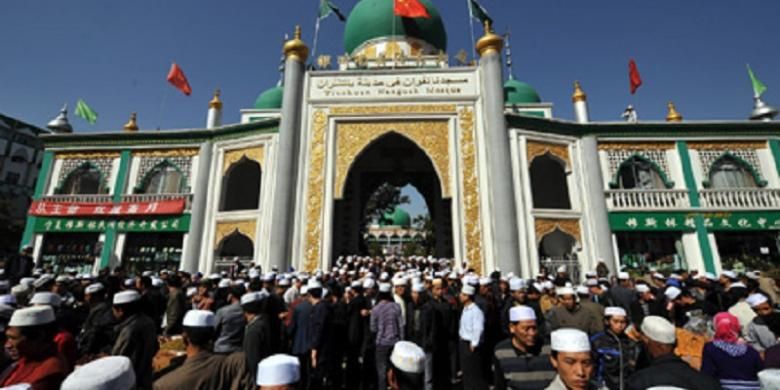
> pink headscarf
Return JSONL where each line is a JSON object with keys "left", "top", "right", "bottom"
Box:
{"left": 713, "top": 312, "right": 740, "bottom": 343}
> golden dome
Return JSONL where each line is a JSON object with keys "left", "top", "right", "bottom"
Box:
{"left": 283, "top": 25, "right": 309, "bottom": 63}
{"left": 666, "top": 101, "right": 683, "bottom": 122}
{"left": 572, "top": 81, "right": 587, "bottom": 103}
{"left": 475, "top": 21, "right": 503, "bottom": 57}
{"left": 209, "top": 89, "right": 222, "bottom": 110}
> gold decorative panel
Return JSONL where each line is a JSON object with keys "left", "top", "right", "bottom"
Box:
{"left": 132, "top": 149, "right": 199, "bottom": 158}
{"left": 330, "top": 104, "right": 457, "bottom": 116}
{"left": 334, "top": 121, "right": 451, "bottom": 199}
{"left": 303, "top": 110, "right": 329, "bottom": 272}
{"left": 214, "top": 220, "right": 257, "bottom": 246}
{"left": 598, "top": 142, "right": 675, "bottom": 151}
{"left": 527, "top": 141, "right": 570, "bottom": 167}
{"left": 56, "top": 151, "right": 120, "bottom": 160}
{"left": 535, "top": 218, "right": 581, "bottom": 244}
{"left": 222, "top": 146, "right": 265, "bottom": 174}
{"left": 687, "top": 141, "right": 767, "bottom": 150}
{"left": 459, "top": 108, "right": 483, "bottom": 271}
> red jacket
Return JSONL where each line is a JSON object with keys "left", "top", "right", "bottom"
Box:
{"left": 0, "top": 348, "right": 69, "bottom": 390}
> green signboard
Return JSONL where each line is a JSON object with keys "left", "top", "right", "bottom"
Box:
{"left": 609, "top": 211, "right": 780, "bottom": 232}
{"left": 33, "top": 215, "right": 191, "bottom": 233}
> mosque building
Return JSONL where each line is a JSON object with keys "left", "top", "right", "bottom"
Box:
{"left": 21, "top": 0, "right": 780, "bottom": 279}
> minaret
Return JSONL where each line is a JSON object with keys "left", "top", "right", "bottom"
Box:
{"left": 572, "top": 81, "right": 589, "bottom": 123}
{"left": 268, "top": 26, "right": 308, "bottom": 271}
{"left": 476, "top": 21, "right": 522, "bottom": 275}
{"left": 750, "top": 96, "right": 778, "bottom": 121}
{"left": 46, "top": 104, "right": 73, "bottom": 133}
{"left": 207, "top": 89, "right": 223, "bottom": 129}
{"left": 123, "top": 112, "right": 139, "bottom": 132}
{"left": 666, "top": 101, "right": 683, "bottom": 122}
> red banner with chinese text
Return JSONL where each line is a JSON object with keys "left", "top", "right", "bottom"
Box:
{"left": 29, "top": 199, "right": 186, "bottom": 217}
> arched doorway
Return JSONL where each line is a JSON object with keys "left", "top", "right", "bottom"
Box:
{"left": 332, "top": 132, "right": 453, "bottom": 259}
{"left": 216, "top": 231, "right": 254, "bottom": 261}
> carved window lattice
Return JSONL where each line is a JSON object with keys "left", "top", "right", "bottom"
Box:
{"left": 607, "top": 149, "right": 670, "bottom": 180}
{"left": 135, "top": 156, "right": 192, "bottom": 192}
{"left": 57, "top": 158, "right": 115, "bottom": 190}
{"left": 697, "top": 149, "right": 762, "bottom": 178}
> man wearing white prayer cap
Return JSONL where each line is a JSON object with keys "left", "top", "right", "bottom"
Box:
{"left": 110, "top": 289, "right": 158, "bottom": 390}
{"left": 628, "top": 316, "right": 720, "bottom": 389}
{"left": 548, "top": 286, "right": 600, "bottom": 335}
{"left": 590, "top": 307, "right": 640, "bottom": 390}
{"left": 386, "top": 341, "right": 425, "bottom": 389}
{"left": 79, "top": 282, "right": 115, "bottom": 356}
{"left": 458, "top": 282, "right": 487, "bottom": 389}
{"left": 494, "top": 306, "right": 556, "bottom": 389}
{"left": 499, "top": 278, "right": 534, "bottom": 336}
{"left": 61, "top": 356, "right": 135, "bottom": 390}
{"left": 154, "top": 310, "right": 245, "bottom": 389}
{"left": 241, "top": 290, "right": 274, "bottom": 384}
{"left": 256, "top": 354, "right": 300, "bottom": 389}
{"left": 547, "top": 328, "right": 594, "bottom": 390}
{"left": 1, "top": 306, "right": 68, "bottom": 389}
{"left": 745, "top": 293, "right": 780, "bottom": 353}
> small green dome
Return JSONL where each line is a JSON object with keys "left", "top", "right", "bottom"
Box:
{"left": 344, "top": 0, "right": 447, "bottom": 55}
{"left": 379, "top": 206, "right": 411, "bottom": 227}
{"left": 254, "top": 86, "right": 283, "bottom": 109}
{"left": 504, "top": 79, "right": 541, "bottom": 104}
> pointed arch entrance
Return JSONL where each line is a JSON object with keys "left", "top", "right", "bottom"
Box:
{"left": 332, "top": 132, "right": 453, "bottom": 259}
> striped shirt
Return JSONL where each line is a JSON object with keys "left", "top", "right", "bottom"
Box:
{"left": 493, "top": 338, "right": 556, "bottom": 390}
{"left": 370, "top": 300, "right": 403, "bottom": 347}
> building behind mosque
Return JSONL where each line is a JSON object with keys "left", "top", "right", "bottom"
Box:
{"left": 18, "top": 0, "right": 780, "bottom": 279}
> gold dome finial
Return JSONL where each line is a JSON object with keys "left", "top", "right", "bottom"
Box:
{"left": 123, "top": 112, "right": 138, "bottom": 132}
{"left": 209, "top": 89, "right": 222, "bottom": 109}
{"left": 572, "top": 81, "right": 587, "bottom": 103}
{"left": 283, "top": 25, "right": 309, "bottom": 63}
{"left": 475, "top": 20, "right": 503, "bottom": 57}
{"left": 666, "top": 101, "right": 683, "bottom": 122}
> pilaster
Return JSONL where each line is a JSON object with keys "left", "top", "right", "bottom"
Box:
{"left": 99, "top": 150, "right": 131, "bottom": 269}
{"left": 580, "top": 136, "right": 617, "bottom": 273}
{"left": 676, "top": 141, "right": 716, "bottom": 273}
{"left": 20, "top": 150, "right": 54, "bottom": 250}
{"left": 182, "top": 141, "right": 213, "bottom": 272}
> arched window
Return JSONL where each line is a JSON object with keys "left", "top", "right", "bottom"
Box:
{"left": 217, "top": 231, "right": 254, "bottom": 259}
{"left": 538, "top": 229, "right": 576, "bottom": 259}
{"left": 617, "top": 157, "right": 665, "bottom": 189}
{"left": 530, "top": 154, "right": 571, "bottom": 209}
{"left": 141, "top": 162, "right": 184, "bottom": 194}
{"left": 709, "top": 155, "right": 758, "bottom": 188}
{"left": 59, "top": 164, "right": 102, "bottom": 195}
{"left": 220, "top": 157, "right": 261, "bottom": 211}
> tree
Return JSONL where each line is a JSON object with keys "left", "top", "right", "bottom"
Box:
{"left": 412, "top": 213, "right": 436, "bottom": 255}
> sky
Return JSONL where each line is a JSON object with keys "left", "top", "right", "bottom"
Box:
{"left": 3, "top": 0, "right": 780, "bottom": 217}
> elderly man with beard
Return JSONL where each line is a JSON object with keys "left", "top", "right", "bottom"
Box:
{"left": 493, "top": 306, "right": 556, "bottom": 389}
{"left": 745, "top": 293, "right": 780, "bottom": 352}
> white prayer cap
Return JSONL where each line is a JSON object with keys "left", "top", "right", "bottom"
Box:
{"left": 350, "top": 281, "right": 362, "bottom": 289}
{"left": 207, "top": 273, "right": 220, "bottom": 280}
{"left": 479, "top": 277, "right": 491, "bottom": 286}
{"left": 183, "top": 310, "right": 216, "bottom": 328}
{"left": 758, "top": 369, "right": 780, "bottom": 389}
{"left": 550, "top": 328, "right": 590, "bottom": 352}
{"left": 730, "top": 282, "right": 747, "bottom": 289}
{"left": 142, "top": 271, "right": 155, "bottom": 277}
{"left": 113, "top": 290, "right": 141, "bottom": 305}
{"left": 703, "top": 272, "right": 717, "bottom": 281}
{"left": 307, "top": 279, "right": 323, "bottom": 289}
{"left": 556, "top": 287, "right": 575, "bottom": 296}
{"left": 584, "top": 279, "right": 598, "bottom": 287}
{"left": 61, "top": 356, "right": 135, "bottom": 390}
{"left": 746, "top": 271, "right": 760, "bottom": 280}
{"left": 363, "top": 279, "right": 376, "bottom": 289}
{"left": 19, "top": 277, "right": 35, "bottom": 287}
{"left": 218, "top": 279, "right": 231, "bottom": 289}
{"left": 300, "top": 285, "right": 309, "bottom": 295}
{"left": 585, "top": 271, "right": 597, "bottom": 278}
{"left": 55, "top": 275, "right": 71, "bottom": 283}
{"left": 278, "top": 278, "right": 291, "bottom": 287}
{"left": 617, "top": 272, "right": 630, "bottom": 280}
{"left": 721, "top": 270, "right": 737, "bottom": 279}
{"left": 604, "top": 307, "right": 627, "bottom": 317}
{"left": 0, "top": 384, "right": 31, "bottom": 390}
{"left": 600, "top": 284, "right": 609, "bottom": 292}
{"left": 466, "top": 276, "right": 479, "bottom": 286}
{"left": 556, "top": 265, "right": 567, "bottom": 273}
{"left": 575, "top": 286, "right": 589, "bottom": 296}
{"left": 635, "top": 284, "right": 651, "bottom": 294}
{"left": 123, "top": 278, "right": 135, "bottom": 288}
{"left": 509, "top": 306, "right": 536, "bottom": 322}
{"left": 390, "top": 341, "right": 425, "bottom": 374}
{"left": 380, "top": 272, "right": 390, "bottom": 281}
{"left": 241, "top": 290, "right": 269, "bottom": 305}
{"left": 461, "top": 285, "right": 476, "bottom": 296}
{"left": 392, "top": 277, "right": 407, "bottom": 287}
{"left": 32, "top": 274, "right": 53, "bottom": 288}
{"left": 30, "top": 292, "right": 61, "bottom": 307}
{"left": 256, "top": 354, "right": 300, "bottom": 386}
{"left": 0, "top": 294, "right": 16, "bottom": 306}
{"left": 85, "top": 283, "right": 104, "bottom": 295}
{"left": 542, "top": 281, "right": 554, "bottom": 290}
{"left": 664, "top": 286, "right": 681, "bottom": 300}
{"left": 746, "top": 293, "right": 768, "bottom": 308}
{"left": 151, "top": 277, "right": 163, "bottom": 287}
{"left": 509, "top": 278, "right": 525, "bottom": 291}
{"left": 248, "top": 269, "right": 260, "bottom": 279}
{"left": 448, "top": 272, "right": 457, "bottom": 279}
{"left": 652, "top": 272, "right": 665, "bottom": 280}
{"left": 11, "top": 284, "right": 29, "bottom": 296}
{"left": 8, "top": 306, "right": 55, "bottom": 327}
{"left": 412, "top": 283, "right": 425, "bottom": 293}
{"left": 641, "top": 316, "right": 676, "bottom": 344}
{"left": 261, "top": 273, "right": 276, "bottom": 282}
{"left": 378, "top": 283, "right": 392, "bottom": 293}
{"left": 186, "top": 287, "right": 197, "bottom": 298}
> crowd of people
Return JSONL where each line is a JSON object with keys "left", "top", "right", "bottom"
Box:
{"left": 0, "top": 250, "right": 779, "bottom": 389}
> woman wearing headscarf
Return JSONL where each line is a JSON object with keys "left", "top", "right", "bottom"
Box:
{"left": 701, "top": 312, "right": 763, "bottom": 390}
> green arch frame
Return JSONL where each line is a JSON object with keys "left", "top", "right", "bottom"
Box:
{"left": 702, "top": 152, "right": 768, "bottom": 188}
{"left": 134, "top": 159, "right": 188, "bottom": 194}
{"left": 609, "top": 154, "right": 675, "bottom": 189}
{"left": 55, "top": 161, "right": 107, "bottom": 194}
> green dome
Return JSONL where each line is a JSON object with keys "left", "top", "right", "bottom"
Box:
{"left": 379, "top": 206, "right": 411, "bottom": 227}
{"left": 344, "top": 0, "right": 447, "bottom": 55}
{"left": 254, "top": 86, "right": 283, "bottom": 109}
{"left": 504, "top": 79, "right": 541, "bottom": 104}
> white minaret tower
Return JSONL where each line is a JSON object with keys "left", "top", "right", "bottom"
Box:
{"left": 572, "top": 81, "right": 589, "bottom": 123}
{"left": 206, "top": 89, "right": 223, "bottom": 129}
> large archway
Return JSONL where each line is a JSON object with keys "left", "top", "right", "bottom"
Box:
{"left": 332, "top": 132, "right": 453, "bottom": 259}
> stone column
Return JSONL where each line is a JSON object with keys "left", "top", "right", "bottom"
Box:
{"left": 476, "top": 23, "right": 522, "bottom": 275}
{"left": 580, "top": 136, "right": 616, "bottom": 273}
{"left": 268, "top": 26, "right": 308, "bottom": 271}
{"left": 182, "top": 140, "right": 212, "bottom": 272}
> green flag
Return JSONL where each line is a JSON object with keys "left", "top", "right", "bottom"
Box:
{"left": 75, "top": 99, "right": 97, "bottom": 125}
{"left": 747, "top": 64, "right": 767, "bottom": 97}
{"left": 319, "top": 0, "right": 345, "bottom": 21}
{"left": 469, "top": 0, "right": 492, "bottom": 25}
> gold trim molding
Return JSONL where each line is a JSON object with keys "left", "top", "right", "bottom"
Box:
{"left": 687, "top": 141, "right": 767, "bottom": 150}
{"left": 459, "top": 108, "right": 483, "bottom": 271}
{"left": 214, "top": 220, "right": 257, "bottom": 246}
{"left": 527, "top": 141, "right": 570, "bottom": 167}
{"left": 330, "top": 104, "right": 457, "bottom": 116}
{"left": 132, "top": 149, "right": 199, "bottom": 158}
{"left": 598, "top": 142, "right": 675, "bottom": 151}
{"left": 535, "top": 218, "right": 581, "bottom": 244}
{"left": 334, "top": 121, "right": 451, "bottom": 199}
{"left": 56, "top": 151, "right": 120, "bottom": 160}
{"left": 223, "top": 146, "right": 265, "bottom": 174}
{"left": 303, "top": 110, "right": 328, "bottom": 272}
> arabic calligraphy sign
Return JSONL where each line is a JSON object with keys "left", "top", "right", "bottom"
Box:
{"left": 309, "top": 72, "right": 478, "bottom": 100}
{"left": 609, "top": 211, "right": 780, "bottom": 232}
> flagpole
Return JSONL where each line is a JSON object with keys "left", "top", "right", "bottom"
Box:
{"left": 157, "top": 83, "right": 169, "bottom": 131}
{"left": 466, "top": 0, "right": 477, "bottom": 60}
{"left": 392, "top": 1, "right": 397, "bottom": 69}
{"left": 312, "top": 15, "right": 321, "bottom": 68}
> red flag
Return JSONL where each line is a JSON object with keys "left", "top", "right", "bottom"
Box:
{"left": 167, "top": 63, "right": 192, "bottom": 96}
{"left": 394, "top": 0, "right": 430, "bottom": 18}
{"left": 629, "top": 59, "right": 642, "bottom": 95}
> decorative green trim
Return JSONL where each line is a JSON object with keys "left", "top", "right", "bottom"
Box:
{"left": 608, "top": 154, "right": 675, "bottom": 189}
{"left": 677, "top": 141, "right": 715, "bottom": 273}
{"left": 101, "top": 150, "right": 130, "bottom": 268}
{"left": 99, "top": 229, "right": 116, "bottom": 270}
{"left": 133, "top": 159, "right": 187, "bottom": 194}
{"left": 20, "top": 151, "right": 54, "bottom": 250}
{"left": 701, "top": 152, "right": 768, "bottom": 188}
{"left": 55, "top": 161, "right": 108, "bottom": 195}
{"left": 770, "top": 140, "right": 780, "bottom": 176}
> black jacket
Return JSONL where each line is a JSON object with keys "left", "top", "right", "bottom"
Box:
{"left": 590, "top": 331, "right": 642, "bottom": 390}
{"left": 627, "top": 353, "right": 722, "bottom": 390}
{"left": 629, "top": 297, "right": 665, "bottom": 327}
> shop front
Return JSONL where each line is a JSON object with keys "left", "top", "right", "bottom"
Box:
{"left": 40, "top": 232, "right": 101, "bottom": 274}
{"left": 122, "top": 233, "right": 184, "bottom": 274}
